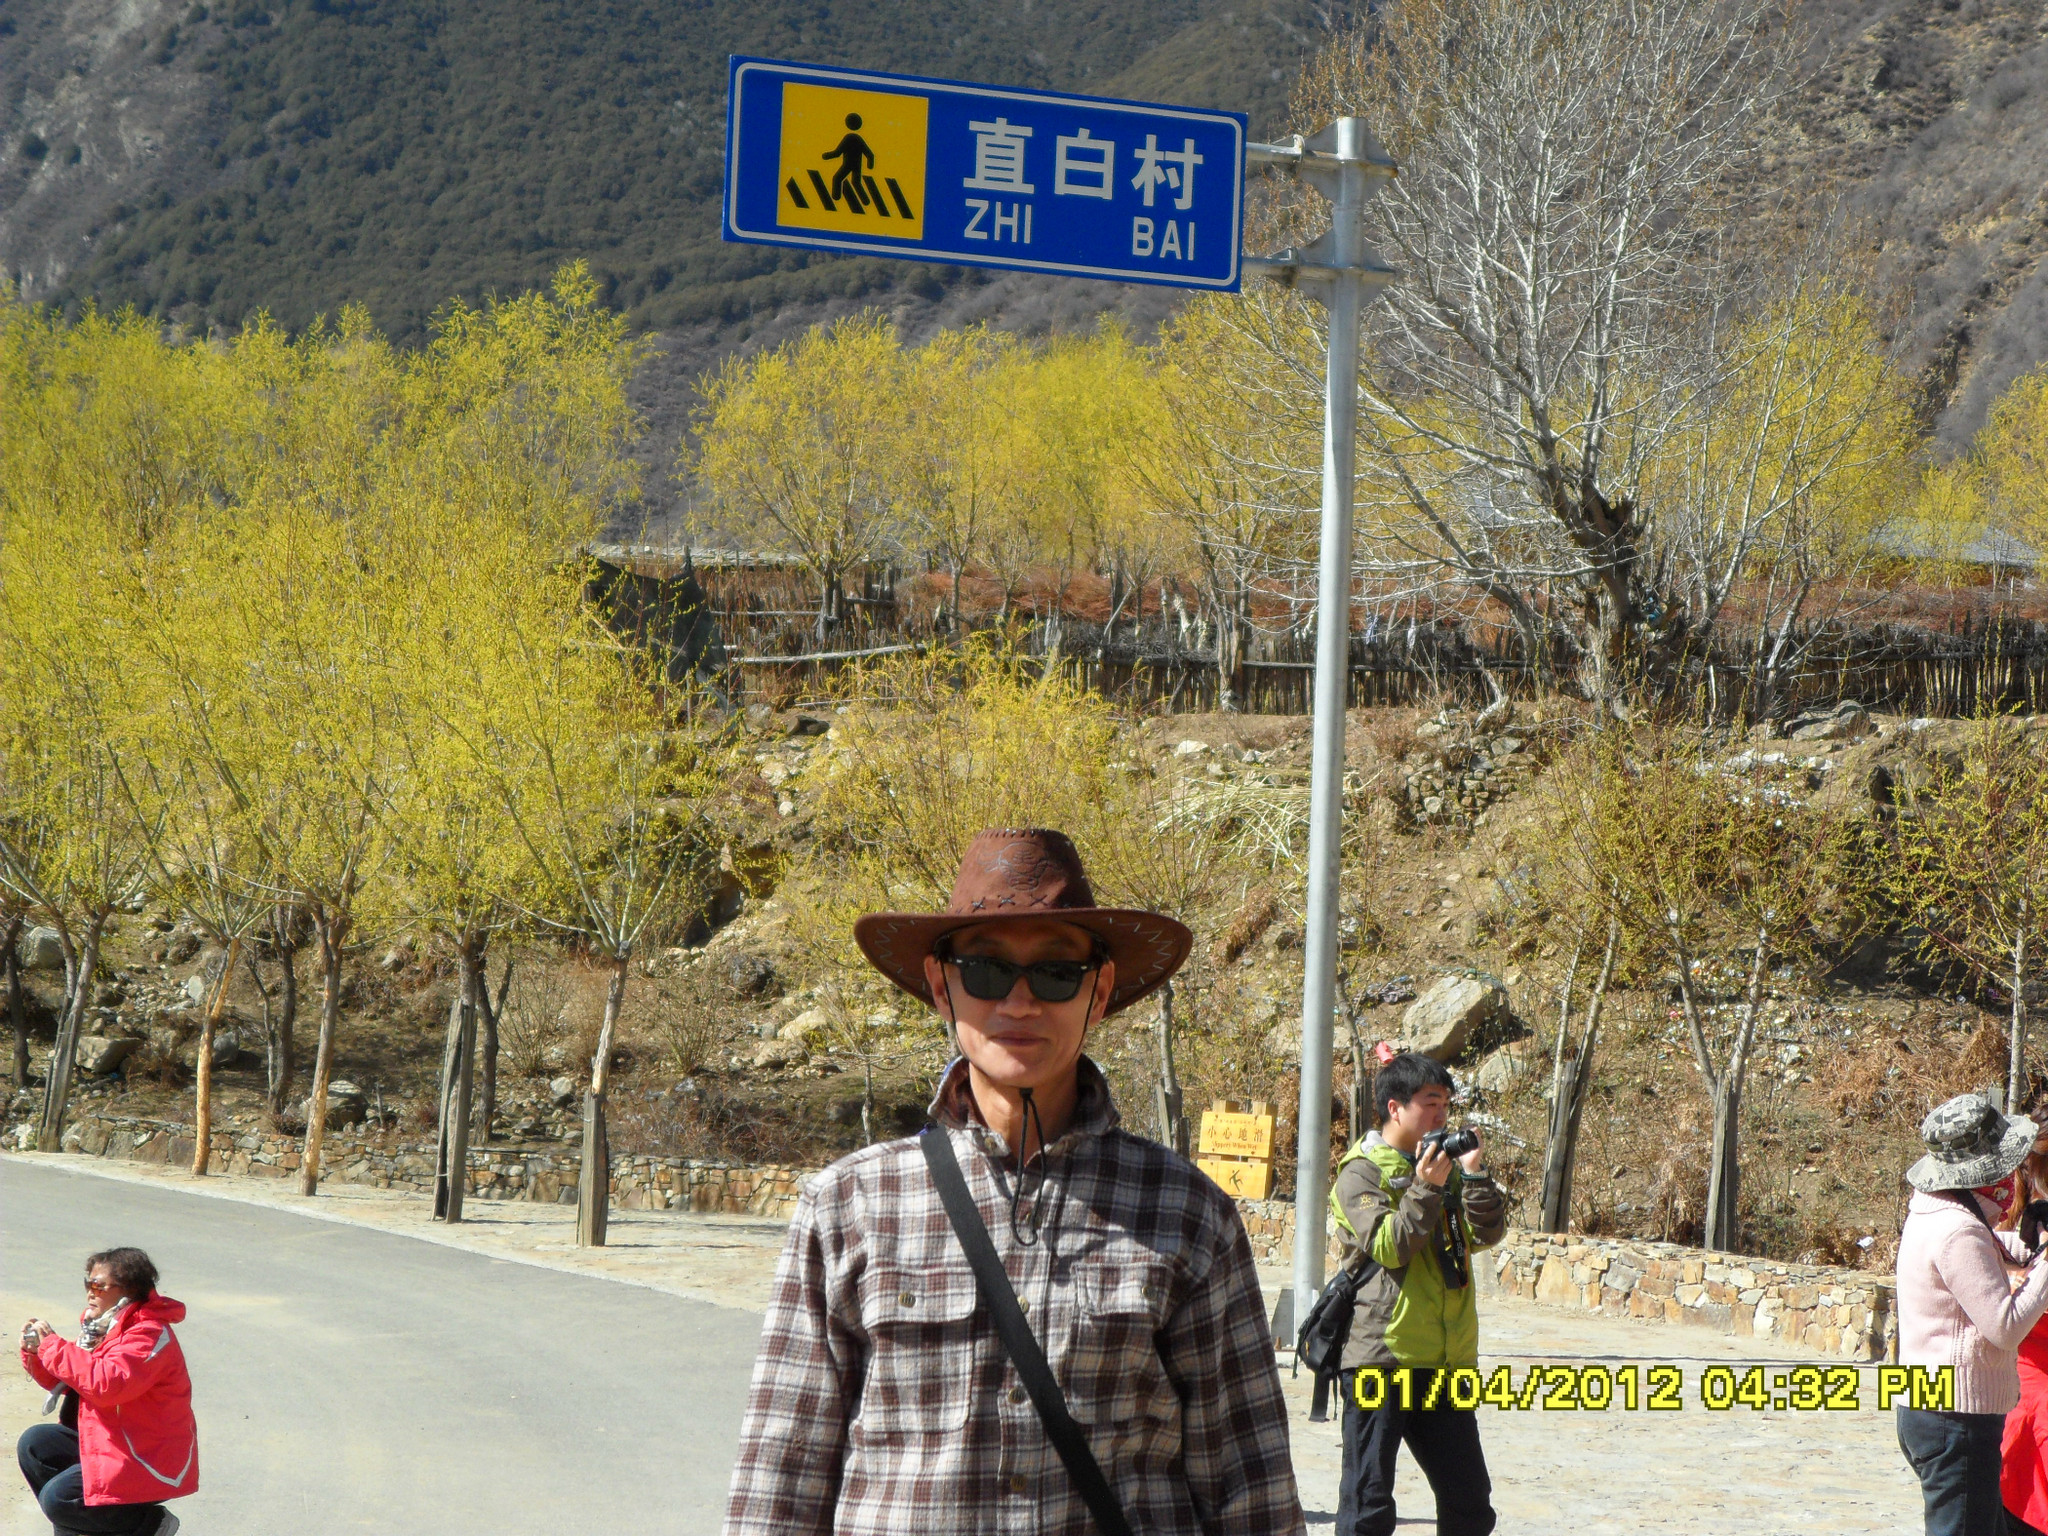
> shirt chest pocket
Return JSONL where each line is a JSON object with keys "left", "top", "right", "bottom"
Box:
{"left": 855, "top": 1262, "right": 981, "bottom": 1437}
{"left": 1065, "top": 1261, "right": 1181, "bottom": 1430}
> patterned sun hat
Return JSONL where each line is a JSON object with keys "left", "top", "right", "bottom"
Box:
{"left": 1906, "top": 1092, "right": 2038, "bottom": 1192}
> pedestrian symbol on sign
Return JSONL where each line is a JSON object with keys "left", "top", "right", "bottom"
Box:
{"left": 824, "top": 115, "right": 874, "bottom": 207}
{"left": 778, "top": 84, "right": 927, "bottom": 239}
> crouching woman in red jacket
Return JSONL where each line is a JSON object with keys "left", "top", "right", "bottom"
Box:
{"left": 17, "top": 1247, "right": 195, "bottom": 1536}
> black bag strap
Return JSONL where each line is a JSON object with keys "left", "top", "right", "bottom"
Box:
{"left": 920, "top": 1127, "right": 1135, "bottom": 1536}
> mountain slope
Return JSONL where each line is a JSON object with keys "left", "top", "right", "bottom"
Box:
{"left": 4, "top": 0, "right": 2044, "bottom": 458}
{"left": 1786, "top": 0, "right": 2048, "bottom": 447}
{"left": 2, "top": 0, "right": 1324, "bottom": 341}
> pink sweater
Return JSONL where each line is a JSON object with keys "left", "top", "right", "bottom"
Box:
{"left": 1897, "top": 1189, "right": 2048, "bottom": 1413}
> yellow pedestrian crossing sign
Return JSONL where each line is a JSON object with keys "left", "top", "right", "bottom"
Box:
{"left": 776, "top": 84, "right": 926, "bottom": 239}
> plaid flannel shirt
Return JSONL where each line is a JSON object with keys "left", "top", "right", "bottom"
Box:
{"left": 723, "top": 1055, "right": 1306, "bottom": 1536}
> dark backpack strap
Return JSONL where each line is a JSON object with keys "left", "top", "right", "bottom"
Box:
{"left": 1936, "top": 1187, "right": 1999, "bottom": 1231}
{"left": 920, "top": 1127, "right": 1135, "bottom": 1536}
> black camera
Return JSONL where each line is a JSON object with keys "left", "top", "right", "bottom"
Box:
{"left": 1420, "top": 1126, "right": 1481, "bottom": 1160}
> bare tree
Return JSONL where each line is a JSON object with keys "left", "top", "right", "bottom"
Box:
{"left": 1539, "top": 916, "right": 1620, "bottom": 1234}
{"left": 1283, "top": 0, "right": 1805, "bottom": 704}
{"left": 1888, "top": 718, "right": 2048, "bottom": 1108}
{"left": 1601, "top": 727, "right": 1853, "bottom": 1250}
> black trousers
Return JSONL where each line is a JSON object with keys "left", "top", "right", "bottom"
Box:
{"left": 1337, "top": 1368, "right": 1496, "bottom": 1536}
{"left": 17, "top": 1424, "right": 165, "bottom": 1535}
{"left": 1896, "top": 1406, "right": 2011, "bottom": 1536}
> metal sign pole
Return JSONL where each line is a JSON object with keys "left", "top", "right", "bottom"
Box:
{"left": 1244, "top": 118, "right": 1396, "bottom": 1334}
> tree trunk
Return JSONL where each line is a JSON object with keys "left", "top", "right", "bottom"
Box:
{"left": 1540, "top": 920, "right": 1618, "bottom": 1233}
{"left": 435, "top": 939, "right": 479, "bottom": 1223}
{"left": 1703, "top": 926, "right": 1772, "bottom": 1252}
{"left": 860, "top": 1054, "right": 874, "bottom": 1146}
{"left": 432, "top": 986, "right": 464, "bottom": 1203}
{"left": 268, "top": 924, "right": 299, "bottom": 1119}
{"left": 36, "top": 916, "right": 100, "bottom": 1153}
{"left": 1217, "top": 591, "right": 1247, "bottom": 713}
{"left": 1705, "top": 1080, "right": 1743, "bottom": 1252}
{"left": 817, "top": 567, "right": 842, "bottom": 640}
{"left": 577, "top": 953, "right": 629, "bottom": 1247}
{"left": 300, "top": 910, "right": 348, "bottom": 1197}
{"left": 1154, "top": 980, "right": 1187, "bottom": 1156}
{"left": 5, "top": 916, "right": 26, "bottom": 1092}
{"left": 191, "top": 936, "right": 243, "bottom": 1177}
{"left": 2012, "top": 918, "right": 2028, "bottom": 1112}
{"left": 476, "top": 951, "right": 511, "bottom": 1143}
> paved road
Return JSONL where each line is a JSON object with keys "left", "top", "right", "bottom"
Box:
{"left": 0, "top": 1158, "right": 763, "bottom": 1536}
{"left": 2, "top": 1154, "right": 1926, "bottom": 1534}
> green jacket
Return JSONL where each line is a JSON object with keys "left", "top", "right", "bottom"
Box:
{"left": 1328, "top": 1132, "right": 1508, "bottom": 1371}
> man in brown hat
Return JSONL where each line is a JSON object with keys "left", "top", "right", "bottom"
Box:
{"left": 722, "top": 828, "right": 1307, "bottom": 1536}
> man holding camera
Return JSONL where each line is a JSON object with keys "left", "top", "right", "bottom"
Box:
{"left": 1329, "top": 1050, "right": 1506, "bottom": 1536}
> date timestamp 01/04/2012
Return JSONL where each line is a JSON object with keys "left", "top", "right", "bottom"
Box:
{"left": 1346, "top": 1364, "right": 1957, "bottom": 1413}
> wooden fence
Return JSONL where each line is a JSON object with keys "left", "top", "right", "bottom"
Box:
{"left": 586, "top": 549, "right": 2048, "bottom": 720}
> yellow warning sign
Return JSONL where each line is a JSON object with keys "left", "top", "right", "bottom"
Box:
{"left": 1197, "top": 1156, "right": 1274, "bottom": 1200}
{"left": 777, "top": 83, "right": 927, "bottom": 238}
{"left": 1198, "top": 1108, "right": 1275, "bottom": 1160}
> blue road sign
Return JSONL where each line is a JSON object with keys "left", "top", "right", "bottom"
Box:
{"left": 723, "top": 56, "right": 1246, "bottom": 292}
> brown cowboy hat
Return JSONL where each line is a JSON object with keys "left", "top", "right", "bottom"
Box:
{"left": 852, "top": 828, "right": 1192, "bottom": 1017}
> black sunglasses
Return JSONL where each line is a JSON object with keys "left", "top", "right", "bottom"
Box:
{"left": 941, "top": 950, "right": 1102, "bottom": 1004}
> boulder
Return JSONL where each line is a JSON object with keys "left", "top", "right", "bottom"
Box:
{"left": 548, "top": 1076, "right": 579, "bottom": 1108}
{"left": 304, "top": 1081, "right": 369, "bottom": 1130}
{"left": 727, "top": 952, "right": 779, "bottom": 998}
{"left": 182, "top": 974, "right": 210, "bottom": 1006}
{"left": 1470, "top": 1037, "right": 1541, "bottom": 1094}
{"left": 74, "top": 1036, "right": 138, "bottom": 1077}
{"left": 1786, "top": 700, "right": 1873, "bottom": 743}
{"left": 1398, "top": 975, "right": 1510, "bottom": 1062}
{"left": 779, "top": 1006, "right": 830, "bottom": 1043}
{"left": 18, "top": 927, "right": 63, "bottom": 971}
{"left": 176, "top": 1025, "right": 243, "bottom": 1071}
{"left": 1173, "top": 739, "right": 1210, "bottom": 757}
{"left": 751, "top": 1036, "right": 807, "bottom": 1069}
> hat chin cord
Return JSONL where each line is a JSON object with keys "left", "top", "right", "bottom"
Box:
{"left": 937, "top": 963, "right": 1107, "bottom": 1248}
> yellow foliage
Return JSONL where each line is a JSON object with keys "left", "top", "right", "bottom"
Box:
{"left": 1976, "top": 365, "right": 2048, "bottom": 557}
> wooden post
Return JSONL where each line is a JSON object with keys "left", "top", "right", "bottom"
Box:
{"left": 576, "top": 1091, "right": 610, "bottom": 1246}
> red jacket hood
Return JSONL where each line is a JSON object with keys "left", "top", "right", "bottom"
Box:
{"left": 129, "top": 1293, "right": 186, "bottom": 1327}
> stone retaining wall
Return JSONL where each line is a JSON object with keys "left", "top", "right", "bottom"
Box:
{"left": 1231, "top": 1201, "right": 1893, "bottom": 1362}
{"left": 52, "top": 1110, "right": 813, "bottom": 1218}
{"left": 1484, "top": 1230, "right": 1895, "bottom": 1361}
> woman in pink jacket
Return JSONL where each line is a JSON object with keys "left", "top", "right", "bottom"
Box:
{"left": 16, "top": 1247, "right": 195, "bottom": 1536}
{"left": 1896, "top": 1094, "right": 2048, "bottom": 1536}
